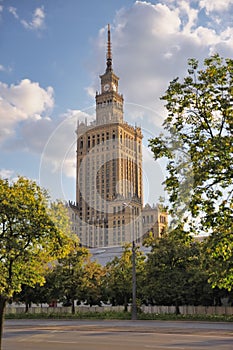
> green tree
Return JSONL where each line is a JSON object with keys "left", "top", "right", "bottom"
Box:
{"left": 105, "top": 244, "right": 145, "bottom": 311}
{"left": 143, "top": 230, "right": 214, "bottom": 312}
{"left": 13, "top": 284, "right": 44, "bottom": 312}
{"left": 149, "top": 54, "right": 233, "bottom": 290}
{"left": 203, "top": 225, "right": 233, "bottom": 291}
{"left": 82, "top": 259, "right": 107, "bottom": 306}
{"left": 50, "top": 241, "right": 89, "bottom": 313}
{"left": 0, "top": 177, "right": 72, "bottom": 349}
{"left": 20, "top": 267, "right": 65, "bottom": 308}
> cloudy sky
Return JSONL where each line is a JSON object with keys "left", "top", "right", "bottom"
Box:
{"left": 1, "top": 0, "right": 233, "bottom": 205}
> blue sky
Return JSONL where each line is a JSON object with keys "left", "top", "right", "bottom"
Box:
{"left": 1, "top": 0, "right": 233, "bottom": 205}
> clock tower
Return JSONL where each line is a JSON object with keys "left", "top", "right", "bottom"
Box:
{"left": 73, "top": 24, "right": 144, "bottom": 247}
{"left": 96, "top": 24, "right": 124, "bottom": 125}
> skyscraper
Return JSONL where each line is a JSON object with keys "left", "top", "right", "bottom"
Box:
{"left": 69, "top": 25, "right": 167, "bottom": 248}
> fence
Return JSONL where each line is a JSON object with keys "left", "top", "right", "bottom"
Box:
{"left": 141, "top": 305, "right": 233, "bottom": 315}
{"left": 5, "top": 304, "right": 233, "bottom": 315}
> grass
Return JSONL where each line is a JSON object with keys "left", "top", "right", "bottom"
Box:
{"left": 5, "top": 311, "right": 233, "bottom": 322}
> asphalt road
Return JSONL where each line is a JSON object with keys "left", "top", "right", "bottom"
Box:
{"left": 2, "top": 319, "right": 233, "bottom": 350}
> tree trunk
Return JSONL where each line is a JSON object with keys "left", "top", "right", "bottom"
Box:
{"left": 0, "top": 295, "right": 7, "bottom": 350}
{"left": 25, "top": 302, "right": 29, "bottom": 313}
{"left": 175, "top": 301, "right": 180, "bottom": 315}
{"left": 71, "top": 299, "right": 75, "bottom": 314}
{"left": 124, "top": 295, "right": 128, "bottom": 312}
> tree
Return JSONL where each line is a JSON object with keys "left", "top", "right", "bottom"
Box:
{"left": 143, "top": 230, "right": 215, "bottom": 312}
{"left": 82, "top": 259, "right": 107, "bottom": 307}
{"left": 105, "top": 244, "right": 145, "bottom": 311}
{"left": 0, "top": 177, "right": 72, "bottom": 349}
{"left": 13, "top": 284, "right": 44, "bottom": 312}
{"left": 49, "top": 241, "right": 89, "bottom": 313}
{"left": 149, "top": 54, "right": 233, "bottom": 290}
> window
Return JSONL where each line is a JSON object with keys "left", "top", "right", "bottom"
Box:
{"left": 160, "top": 216, "right": 166, "bottom": 223}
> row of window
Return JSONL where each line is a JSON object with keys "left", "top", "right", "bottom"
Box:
{"left": 96, "top": 99, "right": 122, "bottom": 107}
{"left": 142, "top": 215, "right": 167, "bottom": 224}
{"left": 78, "top": 131, "right": 141, "bottom": 152}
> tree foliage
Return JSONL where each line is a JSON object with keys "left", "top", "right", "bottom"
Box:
{"left": 105, "top": 244, "right": 145, "bottom": 311}
{"left": 13, "top": 283, "right": 48, "bottom": 312}
{"left": 0, "top": 177, "right": 73, "bottom": 348}
{"left": 143, "top": 230, "right": 224, "bottom": 310}
{"left": 81, "top": 259, "right": 107, "bottom": 307}
{"left": 149, "top": 54, "right": 233, "bottom": 290}
{"left": 35, "top": 237, "right": 107, "bottom": 311}
{"left": 48, "top": 240, "right": 90, "bottom": 313}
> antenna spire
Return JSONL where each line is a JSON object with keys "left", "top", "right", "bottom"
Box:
{"left": 106, "top": 24, "right": 112, "bottom": 72}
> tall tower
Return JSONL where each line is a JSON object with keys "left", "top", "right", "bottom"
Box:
{"left": 74, "top": 25, "right": 143, "bottom": 247}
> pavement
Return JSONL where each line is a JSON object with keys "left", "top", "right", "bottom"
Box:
{"left": 2, "top": 319, "right": 233, "bottom": 350}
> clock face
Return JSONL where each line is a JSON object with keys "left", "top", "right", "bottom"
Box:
{"left": 104, "top": 84, "right": 110, "bottom": 91}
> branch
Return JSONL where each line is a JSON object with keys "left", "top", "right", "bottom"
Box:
{"left": 187, "top": 108, "right": 214, "bottom": 138}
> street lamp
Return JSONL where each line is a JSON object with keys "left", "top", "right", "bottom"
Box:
{"left": 123, "top": 202, "right": 137, "bottom": 320}
{"left": 131, "top": 237, "right": 137, "bottom": 320}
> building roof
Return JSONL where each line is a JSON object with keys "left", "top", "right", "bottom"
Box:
{"left": 90, "top": 245, "right": 151, "bottom": 265}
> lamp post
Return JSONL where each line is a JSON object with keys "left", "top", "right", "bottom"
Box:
{"left": 123, "top": 202, "right": 137, "bottom": 320}
{"left": 131, "top": 237, "right": 137, "bottom": 320}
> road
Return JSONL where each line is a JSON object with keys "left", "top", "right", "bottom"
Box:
{"left": 3, "top": 319, "right": 233, "bottom": 350}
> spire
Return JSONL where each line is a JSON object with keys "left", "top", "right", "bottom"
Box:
{"left": 106, "top": 24, "right": 112, "bottom": 72}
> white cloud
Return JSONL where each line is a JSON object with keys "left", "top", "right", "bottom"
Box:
{"left": 40, "top": 109, "right": 95, "bottom": 177}
{"left": 8, "top": 6, "right": 18, "bottom": 19}
{"left": 8, "top": 5, "right": 45, "bottom": 31}
{"left": 21, "top": 6, "right": 45, "bottom": 30}
{"left": 194, "top": 26, "right": 219, "bottom": 45}
{"left": 200, "top": 0, "right": 233, "bottom": 14}
{"left": 0, "top": 169, "right": 14, "bottom": 179}
{"left": 38, "top": 109, "right": 96, "bottom": 200}
{"left": 0, "top": 76, "right": 95, "bottom": 191}
{"left": 0, "top": 79, "right": 53, "bottom": 116}
{"left": 0, "top": 63, "right": 12, "bottom": 73}
{"left": 0, "top": 79, "right": 54, "bottom": 145}
{"left": 178, "top": 0, "right": 199, "bottom": 33}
